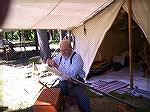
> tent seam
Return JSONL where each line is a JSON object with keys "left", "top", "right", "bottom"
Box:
{"left": 30, "top": 0, "right": 62, "bottom": 29}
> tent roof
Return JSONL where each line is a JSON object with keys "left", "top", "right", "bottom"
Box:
{"left": 1, "top": 0, "right": 114, "bottom": 30}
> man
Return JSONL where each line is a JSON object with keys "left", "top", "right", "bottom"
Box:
{"left": 48, "top": 39, "right": 91, "bottom": 112}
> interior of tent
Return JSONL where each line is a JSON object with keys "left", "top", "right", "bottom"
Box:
{"left": 72, "top": 0, "right": 150, "bottom": 79}
{"left": 71, "top": 0, "right": 150, "bottom": 92}
{"left": 87, "top": 7, "right": 150, "bottom": 79}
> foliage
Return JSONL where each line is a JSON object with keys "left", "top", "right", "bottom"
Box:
{"left": 3, "top": 30, "right": 36, "bottom": 42}
{"left": 3, "top": 29, "right": 62, "bottom": 43}
{"left": 28, "top": 56, "right": 41, "bottom": 64}
{"left": 50, "top": 39, "right": 59, "bottom": 44}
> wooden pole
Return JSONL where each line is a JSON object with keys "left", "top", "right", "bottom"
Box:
{"left": 128, "top": 0, "right": 133, "bottom": 89}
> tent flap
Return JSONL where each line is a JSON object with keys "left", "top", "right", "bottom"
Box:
{"left": 73, "top": 0, "right": 124, "bottom": 78}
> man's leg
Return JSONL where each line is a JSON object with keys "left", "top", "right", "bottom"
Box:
{"left": 59, "top": 80, "right": 70, "bottom": 111}
{"left": 59, "top": 80, "right": 70, "bottom": 96}
{"left": 72, "top": 85, "right": 91, "bottom": 112}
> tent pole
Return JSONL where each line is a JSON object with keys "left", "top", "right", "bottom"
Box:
{"left": 128, "top": 0, "right": 133, "bottom": 89}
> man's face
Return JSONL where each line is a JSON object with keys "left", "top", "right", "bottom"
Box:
{"left": 60, "top": 44, "right": 72, "bottom": 58}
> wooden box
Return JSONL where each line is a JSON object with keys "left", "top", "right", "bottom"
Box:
{"left": 33, "top": 88, "right": 62, "bottom": 112}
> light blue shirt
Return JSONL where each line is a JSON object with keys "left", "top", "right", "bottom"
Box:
{"left": 53, "top": 51, "right": 85, "bottom": 80}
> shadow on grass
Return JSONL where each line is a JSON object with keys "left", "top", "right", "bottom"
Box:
{"left": 0, "top": 106, "right": 8, "bottom": 112}
{"left": 6, "top": 106, "right": 33, "bottom": 112}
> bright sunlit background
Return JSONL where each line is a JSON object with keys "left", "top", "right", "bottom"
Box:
{"left": 0, "top": 63, "right": 59, "bottom": 110}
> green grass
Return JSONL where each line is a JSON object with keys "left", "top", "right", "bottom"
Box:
{"left": 110, "top": 92, "right": 150, "bottom": 111}
{"left": 86, "top": 88, "right": 150, "bottom": 112}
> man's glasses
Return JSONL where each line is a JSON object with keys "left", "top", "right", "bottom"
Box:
{"left": 60, "top": 49, "right": 68, "bottom": 53}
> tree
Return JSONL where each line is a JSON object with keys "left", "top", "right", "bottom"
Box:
{"left": 36, "top": 29, "right": 51, "bottom": 62}
{"left": 33, "top": 30, "right": 39, "bottom": 52}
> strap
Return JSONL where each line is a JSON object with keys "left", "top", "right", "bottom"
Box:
{"left": 70, "top": 52, "right": 76, "bottom": 64}
{"left": 59, "top": 56, "right": 62, "bottom": 65}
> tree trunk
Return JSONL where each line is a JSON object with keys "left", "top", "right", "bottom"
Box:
{"left": 33, "top": 30, "right": 39, "bottom": 52}
{"left": 61, "top": 30, "right": 67, "bottom": 40}
{"left": 22, "top": 30, "right": 27, "bottom": 60}
{"left": 36, "top": 29, "right": 51, "bottom": 62}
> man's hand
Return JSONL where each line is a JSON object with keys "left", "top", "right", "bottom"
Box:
{"left": 47, "top": 59, "right": 59, "bottom": 69}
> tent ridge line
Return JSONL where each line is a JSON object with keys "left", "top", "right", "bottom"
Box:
{"left": 29, "top": 0, "right": 62, "bottom": 29}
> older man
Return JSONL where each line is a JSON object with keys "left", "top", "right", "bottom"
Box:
{"left": 48, "top": 39, "right": 91, "bottom": 112}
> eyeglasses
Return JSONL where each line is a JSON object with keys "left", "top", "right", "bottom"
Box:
{"left": 60, "top": 49, "right": 68, "bottom": 53}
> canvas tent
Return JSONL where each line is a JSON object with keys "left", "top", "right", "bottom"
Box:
{"left": 1, "top": 0, "right": 150, "bottom": 110}
{"left": 1, "top": 0, "right": 150, "bottom": 78}
{"left": 86, "top": 7, "right": 150, "bottom": 79}
{"left": 72, "top": 0, "right": 150, "bottom": 79}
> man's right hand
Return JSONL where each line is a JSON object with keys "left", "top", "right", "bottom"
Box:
{"left": 47, "top": 59, "right": 59, "bottom": 69}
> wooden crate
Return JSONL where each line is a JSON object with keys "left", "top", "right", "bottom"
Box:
{"left": 33, "top": 88, "right": 62, "bottom": 112}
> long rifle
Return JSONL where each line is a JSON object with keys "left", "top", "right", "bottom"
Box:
{"left": 72, "top": 78, "right": 137, "bottom": 108}
{"left": 46, "top": 66, "right": 138, "bottom": 109}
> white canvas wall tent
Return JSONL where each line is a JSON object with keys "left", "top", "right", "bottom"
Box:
{"left": 72, "top": 0, "right": 150, "bottom": 79}
{"left": 0, "top": 0, "right": 149, "bottom": 81}
{"left": 1, "top": 0, "right": 150, "bottom": 110}
{"left": 0, "top": 0, "right": 149, "bottom": 79}
{"left": 86, "top": 7, "right": 150, "bottom": 79}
